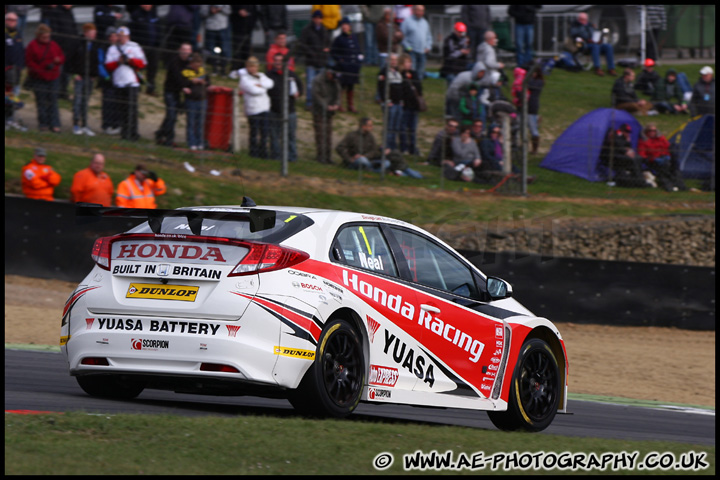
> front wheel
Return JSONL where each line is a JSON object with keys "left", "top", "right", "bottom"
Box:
{"left": 289, "top": 318, "right": 365, "bottom": 418}
{"left": 488, "top": 338, "right": 560, "bottom": 432}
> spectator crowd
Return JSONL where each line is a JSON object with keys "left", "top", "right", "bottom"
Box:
{"left": 6, "top": 5, "right": 715, "bottom": 202}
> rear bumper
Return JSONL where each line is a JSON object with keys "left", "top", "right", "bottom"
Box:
{"left": 63, "top": 313, "right": 282, "bottom": 387}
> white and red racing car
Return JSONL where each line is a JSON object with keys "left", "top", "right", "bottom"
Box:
{"left": 61, "top": 201, "right": 568, "bottom": 431}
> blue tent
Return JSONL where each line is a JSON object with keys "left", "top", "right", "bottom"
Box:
{"left": 668, "top": 115, "right": 715, "bottom": 179}
{"left": 540, "top": 108, "right": 642, "bottom": 181}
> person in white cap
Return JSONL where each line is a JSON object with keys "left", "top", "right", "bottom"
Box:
{"left": 105, "top": 26, "right": 147, "bottom": 141}
{"left": 690, "top": 66, "right": 715, "bottom": 116}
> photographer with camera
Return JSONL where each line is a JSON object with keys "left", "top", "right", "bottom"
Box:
{"left": 116, "top": 164, "right": 166, "bottom": 209}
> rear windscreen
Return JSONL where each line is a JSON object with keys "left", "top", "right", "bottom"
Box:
{"left": 126, "top": 211, "right": 314, "bottom": 244}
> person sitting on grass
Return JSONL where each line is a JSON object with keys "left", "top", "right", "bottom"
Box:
{"left": 637, "top": 123, "right": 687, "bottom": 192}
{"left": 443, "top": 125, "right": 482, "bottom": 183}
{"left": 651, "top": 69, "right": 689, "bottom": 114}
{"left": 612, "top": 69, "right": 655, "bottom": 116}
{"left": 599, "top": 123, "right": 650, "bottom": 188}
{"left": 335, "top": 116, "right": 422, "bottom": 178}
{"left": 634, "top": 58, "right": 661, "bottom": 97}
{"left": 426, "top": 118, "right": 459, "bottom": 166}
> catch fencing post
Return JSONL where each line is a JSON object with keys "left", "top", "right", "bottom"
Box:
{"left": 520, "top": 62, "right": 541, "bottom": 196}
{"left": 380, "top": 17, "right": 394, "bottom": 181}
{"left": 500, "top": 113, "right": 512, "bottom": 175}
{"left": 281, "top": 56, "right": 289, "bottom": 177}
{"left": 232, "top": 88, "right": 242, "bottom": 153}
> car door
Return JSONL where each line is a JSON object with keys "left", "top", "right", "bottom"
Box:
{"left": 384, "top": 226, "right": 505, "bottom": 398}
{"left": 330, "top": 222, "right": 424, "bottom": 394}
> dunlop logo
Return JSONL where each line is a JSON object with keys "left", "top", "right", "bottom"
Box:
{"left": 126, "top": 283, "right": 199, "bottom": 302}
{"left": 273, "top": 346, "right": 315, "bottom": 360}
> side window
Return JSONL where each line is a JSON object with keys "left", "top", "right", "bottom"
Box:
{"left": 389, "top": 227, "right": 480, "bottom": 299}
{"left": 332, "top": 224, "right": 398, "bottom": 277}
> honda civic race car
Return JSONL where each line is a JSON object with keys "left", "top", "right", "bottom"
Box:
{"left": 61, "top": 201, "right": 568, "bottom": 431}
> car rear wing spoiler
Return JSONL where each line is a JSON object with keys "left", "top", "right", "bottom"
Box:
{"left": 75, "top": 203, "right": 277, "bottom": 235}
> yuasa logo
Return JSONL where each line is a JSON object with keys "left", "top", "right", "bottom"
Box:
{"left": 383, "top": 330, "right": 435, "bottom": 387}
{"left": 115, "top": 243, "right": 227, "bottom": 262}
{"left": 226, "top": 325, "right": 241, "bottom": 337}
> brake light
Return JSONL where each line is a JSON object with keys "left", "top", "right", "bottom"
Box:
{"left": 200, "top": 363, "right": 240, "bottom": 373}
{"left": 91, "top": 236, "right": 113, "bottom": 270}
{"left": 81, "top": 357, "right": 110, "bottom": 366}
{"left": 229, "top": 243, "right": 309, "bottom": 276}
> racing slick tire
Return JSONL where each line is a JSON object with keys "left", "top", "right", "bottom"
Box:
{"left": 488, "top": 338, "right": 560, "bottom": 432}
{"left": 76, "top": 375, "right": 146, "bottom": 399}
{"left": 289, "top": 318, "right": 365, "bottom": 418}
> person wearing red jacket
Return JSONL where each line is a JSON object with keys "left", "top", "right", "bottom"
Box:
{"left": 638, "top": 123, "right": 671, "bottom": 165}
{"left": 116, "top": 164, "right": 166, "bottom": 209}
{"left": 265, "top": 31, "right": 295, "bottom": 72}
{"left": 21, "top": 147, "right": 62, "bottom": 201}
{"left": 24, "top": 24, "right": 65, "bottom": 132}
{"left": 105, "top": 26, "right": 147, "bottom": 141}
{"left": 637, "top": 124, "right": 686, "bottom": 192}
{"left": 70, "top": 153, "right": 114, "bottom": 206}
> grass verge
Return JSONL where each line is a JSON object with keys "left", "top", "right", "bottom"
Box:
{"left": 4, "top": 136, "right": 714, "bottom": 226}
{"left": 4, "top": 411, "right": 714, "bottom": 475}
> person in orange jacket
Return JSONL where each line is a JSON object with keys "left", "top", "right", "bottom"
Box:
{"left": 116, "top": 164, "right": 166, "bottom": 209}
{"left": 21, "top": 147, "right": 62, "bottom": 201}
{"left": 70, "top": 153, "right": 114, "bottom": 206}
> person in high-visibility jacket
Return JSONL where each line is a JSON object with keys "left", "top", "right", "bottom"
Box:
{"left": 70, "top": 153, "right": 114, "bottom": 206}
{"left": 116, "top": 164, "right": 166, "bottom": 209}
{"left": 21, "top": 147, "right": 62, "bottom": 201}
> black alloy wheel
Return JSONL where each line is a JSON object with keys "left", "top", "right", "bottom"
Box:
{"left": 488, "top": 338, "right": 560, "bottom": 432}
{"left": 289, "top": 318, "right": 365, "bottom": 418}
{"left": 320, "top": 323, "right": 363, "bottom": 408}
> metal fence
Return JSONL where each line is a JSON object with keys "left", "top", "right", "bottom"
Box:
{"left": 7, "top": 14, "right": 715, "bottom": 198}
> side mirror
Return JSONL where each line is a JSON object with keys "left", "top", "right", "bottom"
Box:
{"left": 486, "top": 277, "right": 513, "bottom": 300}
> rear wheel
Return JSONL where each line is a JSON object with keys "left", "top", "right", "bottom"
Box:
{"left": 488, "top": 338, "right": 560, "bottom": 432}
{"left": 289, "top": 318, "right": 365, "bottom": 418}
{"left": 76, "top": 375, "right": 146, "bottom": 399}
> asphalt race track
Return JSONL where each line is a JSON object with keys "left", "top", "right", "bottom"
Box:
{"left": 5, "top": 349, "right": 714, "bottom": 446}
